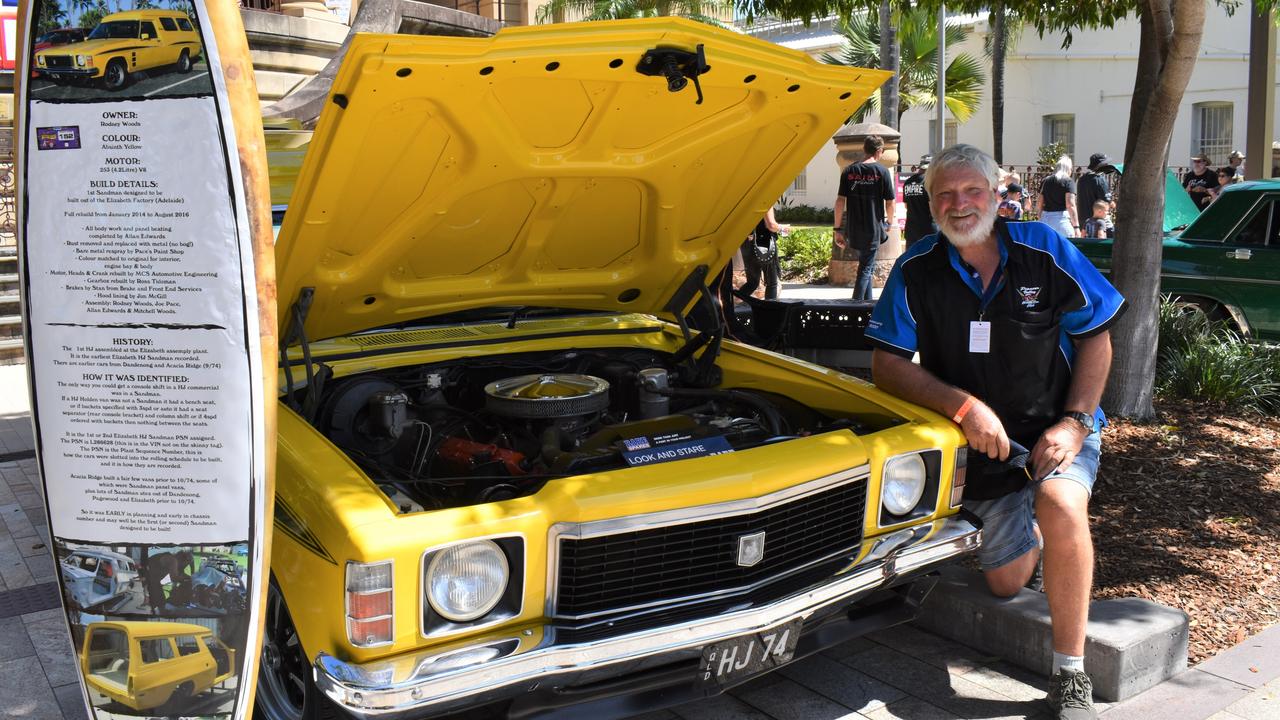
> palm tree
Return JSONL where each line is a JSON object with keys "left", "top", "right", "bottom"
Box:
{"left": 879, "top": 0, "right": 900, "bottom": 129}
{"left": 984, "top": 2, "right": 1023, "bottom": 164}
{"left": 822, "top": 9, "right": 985, "bottom": 126}
{"left": 533, "top": 0, "right": 732, "bottom": 25}
{"left": 64, "top": 0, "right": 96, "bottom": 23}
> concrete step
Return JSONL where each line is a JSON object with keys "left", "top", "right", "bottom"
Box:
{"left": 0, "top": 273, "right": 16, "bottom": 294}
{"left": 0, "top": 336, "right": 24, "bottom": 365}
{"left": 0, "top": 315, "right": 19, "bottom": 339}
{"left": 0, "top": 293, "right": 17, "bottom": 315}
{"left": 915, "top": 566, "right": 1188, "bottom": 703}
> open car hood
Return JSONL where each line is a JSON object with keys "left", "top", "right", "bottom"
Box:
{"left": 275, "top": 18, "right": 887, "bottom": 341}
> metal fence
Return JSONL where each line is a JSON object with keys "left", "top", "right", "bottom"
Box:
{"left": 0, "top": 124, "right": 14, "bottom": 254}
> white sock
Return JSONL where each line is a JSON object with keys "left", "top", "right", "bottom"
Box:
{"left": 1053, "top": 652, "right": 1085, "bottom": 674}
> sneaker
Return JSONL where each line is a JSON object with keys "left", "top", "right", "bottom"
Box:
{"left": 1046, "top": 668, "right": 1097, "bottom": 719}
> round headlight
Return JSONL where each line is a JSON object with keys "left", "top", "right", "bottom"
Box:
{"left": 36, "top": 56, "right": 45, "bottom": 66}
{"left": 75, "top": 55, "right": 88, "bottom": 65}
{"left": 426, "top": 541, "right": 508, "bottom": 622}
{"left": 882, "top": 453, "right": 927, "bottom": 516}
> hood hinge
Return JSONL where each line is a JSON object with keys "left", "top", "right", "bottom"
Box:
{"left": 280, "top": 287, "right": 331, "bottom": 421}
{"left": 664, "top": 265, "right": 723, "bottom": 388}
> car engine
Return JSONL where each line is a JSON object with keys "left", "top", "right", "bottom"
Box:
{"left": 306, "top": 349, "right": 869, "bottom": 512}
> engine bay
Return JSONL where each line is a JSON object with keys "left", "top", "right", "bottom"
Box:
{"left": 299, "top": 349, "right": 879, "bottom": 512}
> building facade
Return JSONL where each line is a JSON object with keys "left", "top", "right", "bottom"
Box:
{"left": 746, "top": 8, "right": 1279, "bottom": 210}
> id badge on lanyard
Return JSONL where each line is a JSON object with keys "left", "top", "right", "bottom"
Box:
{"left": 969, "top": 321, "right": 991, "bottom": 353}
{"left": 970, "top": 267, "right": 1003, "bottom": 354}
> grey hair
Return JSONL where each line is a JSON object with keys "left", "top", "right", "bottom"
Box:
{"left": 924, "top": 144, "right": 1002, "bottom": 196}
{"left": 1054, "top": 156, "right": 1073, "bottom": 180}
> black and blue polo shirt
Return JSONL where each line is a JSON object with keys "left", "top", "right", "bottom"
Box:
{"left": 866, "top": 219, "right": 1126, "bottom": 497}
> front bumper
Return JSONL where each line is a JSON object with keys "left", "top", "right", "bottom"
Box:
{"left": 314, "top": 512, "right": 981, "bottom": 718}
{"left": 34, "top": 67, "right": 97, "bottom": 78}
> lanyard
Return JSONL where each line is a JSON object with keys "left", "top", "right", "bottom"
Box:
{"left": 976, "top": 266, "right": 1005, "bottom": 321}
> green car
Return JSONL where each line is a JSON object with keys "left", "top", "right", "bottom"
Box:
{"left": 1073, "top": 178, "right": 1280, "bottom": 341}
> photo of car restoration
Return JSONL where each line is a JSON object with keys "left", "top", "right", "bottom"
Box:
{"left": 56, "top": 540, "right": 249, "bottom": 617}
{"left": 27, "top": 0, "right": 212, "bottom": 100}
{"left": 75, "top": 615, "right": 241, "bottom": 718}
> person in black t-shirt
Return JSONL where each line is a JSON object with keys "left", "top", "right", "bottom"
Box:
{"left": 1075, "top": 153, "right": 1113, "bottom": 227}
{"left": 1035, "top": 156, "right": 1079, "bottom": 236}
{"left": 1183, "top": 154, "right": 1220, "bottom": 211}
{"left": 902, "top": 155, "right": 936, "bottom": 247}
{"left": 834, "top": 135, "right": 896, "bottom": 301}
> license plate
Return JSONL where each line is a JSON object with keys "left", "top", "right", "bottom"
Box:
{"left": 699, "top": 618, "right": 802, "bottom": 686}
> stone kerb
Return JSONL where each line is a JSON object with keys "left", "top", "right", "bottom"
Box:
{"left": 914, "top": 566, "right": 1189, "bottom": 702}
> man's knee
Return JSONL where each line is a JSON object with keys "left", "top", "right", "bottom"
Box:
{"left": 983, "top": 550, "right": 1037, "bottom": 598}
{"left": 984, "top": 567, "right": 1027, "bottom": 598}
{"left": 1036, "top": 479, "right": 1090, "bottom": 529}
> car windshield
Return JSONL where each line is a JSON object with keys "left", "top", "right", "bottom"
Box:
{"left": 89, "top": 21, "right": 139, "bottom": 40}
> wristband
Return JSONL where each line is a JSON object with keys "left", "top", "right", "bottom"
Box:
{"left": 952, "top": 395, "right": 976, "bottom": 424}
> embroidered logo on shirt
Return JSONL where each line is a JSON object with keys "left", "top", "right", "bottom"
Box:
{"left": 1017, "top": 286, "right": 1042, "bottom": 308}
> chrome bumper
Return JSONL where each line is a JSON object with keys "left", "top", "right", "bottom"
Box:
{"left": 314, "top": 513, "right": 981, "bottom": 717}
{"left": 35, "top": 68, "right": 96, "bottom": 77}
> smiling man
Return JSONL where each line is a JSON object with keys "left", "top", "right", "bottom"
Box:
{"left": 863, "top": 144, "right": 1127, "bottom": 720}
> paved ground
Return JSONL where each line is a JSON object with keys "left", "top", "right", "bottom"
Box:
{"left": 3, "top": 288, "right": 1280, "bottom": 720}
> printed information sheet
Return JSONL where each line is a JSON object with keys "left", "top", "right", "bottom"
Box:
{"left": 18, "top": 3, "right": 270, "bottom": 719}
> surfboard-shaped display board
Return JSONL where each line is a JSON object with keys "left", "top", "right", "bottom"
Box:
{"left": 15, "top": 0, "right": 277, "bottom": 718}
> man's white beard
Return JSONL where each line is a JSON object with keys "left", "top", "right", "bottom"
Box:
{"left": 939, "top": 201, "right": 997, "bottom": 248}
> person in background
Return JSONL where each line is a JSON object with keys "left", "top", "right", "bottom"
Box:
{"left": 902, "top": 155, "right": 936, "bottom": 247}
{"left": 866, "top": 143, "right": 1125, "bottom": 720}
{"left": 833, "top": 135, "right": 896, "bottom": 301}
{"left": 1211, "top": 167, "right": 1239, "bottom": 204}
{"left": 999, "top": 183, "right": 1025, "bottom": 220}
{"left": 1227, "top": 150, "right": 1245, "bottom": 180}
{"left": 737, "top": 206, "right": 789, "bottom": 300}
{"left": 144, "top": 549, "right": 194, "bottom": 613}
{"left": 1082, "top": 200, "right": 1113, "bottom": 238}
{"left": 1036, "top": 156, "right": 1079, "bottom": 236}
{"left": 1183, "top": 154, "right": 1219, "bottom": 211}
{"left": 1075, "top": 154, "right": 1113, "bottom": 227}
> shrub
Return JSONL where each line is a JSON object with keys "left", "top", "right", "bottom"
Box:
{"left": 775, "top": 204, "right": 835, "bottom": 224}
{"left": 777, "top": 228, "right": 832, "bottom": 283}
{"left": 1156, "top": 297, "right": 1280, "bottom": 414}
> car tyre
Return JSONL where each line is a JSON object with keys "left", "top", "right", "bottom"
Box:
{"left": 255, "top": 578, "right": 341, "bottom": 720}
{"left": 1171, "top": 296, "right": 1232, "bottom": 332}
{"left": 103, "top": 59, "right": 128, "bottom": 90}
{"left": 177, "top": 49, "right": 192, "bottom": 74}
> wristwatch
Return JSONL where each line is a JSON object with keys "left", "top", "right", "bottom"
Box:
{"left": 1063, "top": 410, "right": 1096, "bottom": 433}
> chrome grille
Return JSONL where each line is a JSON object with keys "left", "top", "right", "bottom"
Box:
{"left": 553, "top": 473, "right": 868, "bottom": 619}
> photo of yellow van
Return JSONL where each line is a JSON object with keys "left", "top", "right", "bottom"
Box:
{"left": 80, "top": 620, "right": 235, "bottom": 714}
{"left": 33, "top": 9, "right": 201, "bottom": 90}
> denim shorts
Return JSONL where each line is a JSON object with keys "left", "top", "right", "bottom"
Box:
{"left": 965, "top": 431, "right": 1102, "bottom": 571}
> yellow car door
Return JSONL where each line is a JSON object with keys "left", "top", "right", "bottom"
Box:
{"left": 137, "top": 19, "right": 163, "bottom": 69}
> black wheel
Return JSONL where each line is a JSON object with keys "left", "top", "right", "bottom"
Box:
{"left": 177, "top": 49, "right": 192, "bottom": 74}
{"left": 256, "top": 579, "right": 339, "bottom": 720}
{"left": 1171, "top": 296, "right": 1231, "bottom": 330}
{"left": 103, "top": 59, "right": 128, "bottom": 90}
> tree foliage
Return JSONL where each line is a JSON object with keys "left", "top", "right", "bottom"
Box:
{"left": 35, "top": 0, "right": 67, "bottom": 33}
{"left": 821, "top": 9, "right": 985, "bottom": 123}
{"left": 535, "top": 0, "right": 733, "bottom": 24}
